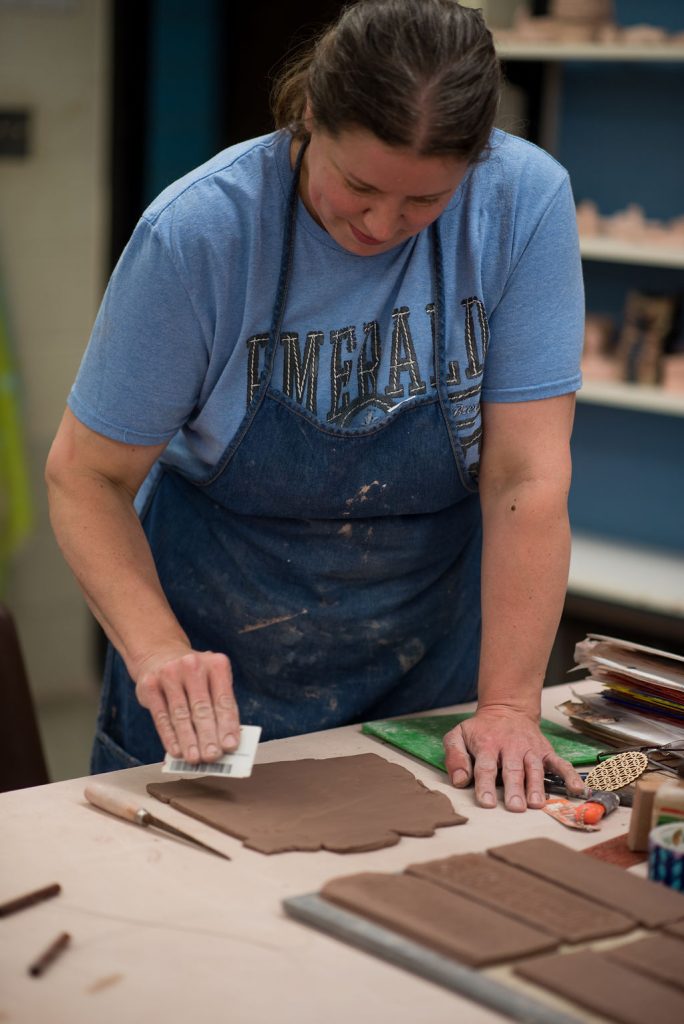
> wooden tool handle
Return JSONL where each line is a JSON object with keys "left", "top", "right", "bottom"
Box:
{"left": 84, "top": 781, "right": 146, "bottom": 824}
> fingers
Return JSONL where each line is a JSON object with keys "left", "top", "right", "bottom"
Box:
{"left": 544, "top": 753, "right": 586, "bottom": 795}
{"left": 472, "top": 754, "right": 499, "bottom": 809}
{"left": 499, "top": 759, "right": 527, "bottom": 812}
{"left": 443, "top": 728, "right": 472, "bottom": 789}
{"left": 446, "top": 712, "right": 582, "bottom": 812}
{"left": 522, "top": 751, "right": 546, "bottom": 809}
{"left": 142, "top": 683, "right": 183, "bottom": 759}
{"left": 136, "top": 650, "right": 238, "bottom": 762}
{"left": 444, "top": 726, "right": 505, "bottom": 808}
{"left": 208, "top": 653, "right": 240, "bottom": 752}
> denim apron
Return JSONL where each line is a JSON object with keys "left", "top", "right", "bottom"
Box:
{"left": 92, "top": 145, "right": 483, "bottom": 772}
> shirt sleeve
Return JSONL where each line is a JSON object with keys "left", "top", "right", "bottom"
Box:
{"left": 68, "top": 215, "right": 211, "bottom": 444}
{"left": 481, "top": 174, "right": 584, "bottom": 403}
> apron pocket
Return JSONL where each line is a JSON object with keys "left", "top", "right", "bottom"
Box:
{"left": 90, "top": 728, "right": 145, "bottom": 775}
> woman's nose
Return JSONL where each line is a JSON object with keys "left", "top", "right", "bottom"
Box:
{"left": 361, "top": 201, "right": 402, "bottom": 241}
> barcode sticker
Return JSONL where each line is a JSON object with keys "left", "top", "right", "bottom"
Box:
{"left": 164, "top": 759, "right": 233, "bottom": 775}
{"left": 162, "top": 724, "right": 262, "bottom": 779}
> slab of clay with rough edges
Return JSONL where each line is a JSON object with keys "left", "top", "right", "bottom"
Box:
{"left": 488, "top": 837, "right": 684, "bottom": 927}
{"left": 515, "top": 950, "right": 684, "bottom": 1024}
{"left": 321, "top": 871, "right": 557, "bottom": 966}
{"left": 665, "top": 919, "right": 684, "bottom": 940}
{"left": 606, "top": 934, "right": 684, "bottom": 991}
{"left": 406, "top": 852, "right": 635, "bottom": 942}
{"left": 147, "top": 753, "right": 466, "bottom": 854}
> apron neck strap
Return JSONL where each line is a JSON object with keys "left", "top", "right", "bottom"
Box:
{"left": 262, "top": 136, "right": 310, "bottom": 386}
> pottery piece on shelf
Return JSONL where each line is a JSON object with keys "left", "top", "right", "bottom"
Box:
{"left": 576, "top": 199, "right": 601, "bottom": 237}
{"left": 550, "top": 0, "right": 614, "bottom": 23}
{"left": 662, "top": 354, "right": 684, "bottom": 394}
{"left": 621, "top": 24, "right": 668, "bottom": 45}
{"left": 583, "top": 313, "right": 616, "bottom": 356}
{"left": 602, "top": 204, "right": 647, "bottom": 243}
{"left": 582, "top": 314, "right": 620, "bottom": 383}
{"left": 616, "top": 291, "right": 678, "bottom": 386}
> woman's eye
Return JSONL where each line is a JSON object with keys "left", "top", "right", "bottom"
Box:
{"left": 346, "top": 180, "right": 373, "bottom": 195}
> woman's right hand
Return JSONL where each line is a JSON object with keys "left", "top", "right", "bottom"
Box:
{"left": 46, "top": 411, "right": 242, "bottom": 766}
{"left": 133, "top": 646, "right": 240, "bottom": 764}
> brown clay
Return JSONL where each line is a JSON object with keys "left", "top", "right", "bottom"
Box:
{"left": 406, "top": 852, "right": 634, "bottom": 941}
{"left": 321, "top": 870, "right": 557, "bottom": 966}
{"left": 489, "top": 837, "right": 684, "bottom": 927}
{"left": 147, "top": 752, "right": 466, "bottom": 854}
{"left": 515, "top": 950, "right": 684, "bottom": 1024}
{"left": 606, "top": 934, "right": 684, "bottom": 991}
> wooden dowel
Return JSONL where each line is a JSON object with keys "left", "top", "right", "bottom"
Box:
{"left": 0, "top": 883, "right": 61, "bottom": 918}
{"left": 28, "top": 932, "right": 71, "bottom": 977}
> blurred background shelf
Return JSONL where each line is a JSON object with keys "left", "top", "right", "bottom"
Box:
{"left": 579, "top": 236, "right": 684, "bottom": 269}
{"left": 495, "top": 40, "right": 684, "bottom": 62}
{"left": 569, "top": 532, "right": 684, "bottom": 619}
{"left": 577, "top": 381, "right": 684, "bottom": 416}
{"left": 493, "top": 2, "right": 684, "bottom": 678}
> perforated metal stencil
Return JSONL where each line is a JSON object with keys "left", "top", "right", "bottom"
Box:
{"left": 585, "top": 752, "right": 649, "bottom": 792}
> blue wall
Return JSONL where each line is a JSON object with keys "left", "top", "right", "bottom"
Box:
{"left": 558, "top": 63, "right": 684, "bottom": 222}
{"left": 569, "top": 405, "right": 684, "bottom": 552}
{"left": 555, "top": 1, "right": 684, "bottom": 554}
{"left": 144, "top": 0, "right": 222, "bottom": 204}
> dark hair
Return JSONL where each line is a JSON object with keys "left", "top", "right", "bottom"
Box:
{"left": 271, "top": 0, "right": 501, "bottom": 162}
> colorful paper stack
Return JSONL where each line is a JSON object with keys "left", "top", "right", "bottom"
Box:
{"left": 564, "top": 635, "right": 684, "bottom": 774}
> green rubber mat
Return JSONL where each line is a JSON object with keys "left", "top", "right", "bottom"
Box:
{"left": 362, "top": 713, "right": 604, "bottom": 773}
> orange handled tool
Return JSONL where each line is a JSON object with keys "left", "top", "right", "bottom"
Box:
{"left": 574, "top": 790, "right": 619, "bottom": 825}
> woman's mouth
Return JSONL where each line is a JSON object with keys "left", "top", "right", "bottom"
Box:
{"left": 349, "top": 223, "right": 385, "bottom": 246}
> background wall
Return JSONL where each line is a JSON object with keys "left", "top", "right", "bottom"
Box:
{"left": 0, "top": 0, "right": 110, "bottom": 707}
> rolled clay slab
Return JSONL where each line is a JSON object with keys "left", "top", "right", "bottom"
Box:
{"left": 321, "top": 871, "right": 557, "bottom": 967}
{"left": 406, "top": 852, "right": 635, "bottom": 942}
{"left": 605, "top": 933, "right": 684, "bottom": 992}
{"left": 147, "top": 753, "right": 466, "bottom": 854}
{"left": 515, "top": 950, "right": 684, "bottom": 1024}
{"left": 666, "top": 919, "right": 684, "bottom": 940}
{"left": 489, "top": 837, "right": 684, "bottom": 927}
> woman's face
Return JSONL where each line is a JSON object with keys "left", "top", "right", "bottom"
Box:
{"left": 298, "top": 124, "right": 469, "bottom": 256}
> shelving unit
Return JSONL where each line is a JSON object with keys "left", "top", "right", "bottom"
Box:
{"left": 495, "top": 17, "right": 684, "bottom": 637}
{"left": 496, "top": 40, "right": 684, "bottom": 62}
{"left": 577, "top": 380, "right": 684, "bottom": 416}
{"left": 569, "top": 532, "right": 684, "bottom": 619}
{"left": 579, "top": 236, "right": 684, "bottom": 269}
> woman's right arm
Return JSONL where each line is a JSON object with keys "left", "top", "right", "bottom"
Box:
{"left": 45, "top": 409, "right": 240, "bottom": 762}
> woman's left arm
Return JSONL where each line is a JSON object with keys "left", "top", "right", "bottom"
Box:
{"left": 444, "top": 394, "right": 586, "bottom": 810}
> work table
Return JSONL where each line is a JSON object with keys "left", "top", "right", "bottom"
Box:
{"left": 1, "top": 682, "right": 634, "bottom": 1024}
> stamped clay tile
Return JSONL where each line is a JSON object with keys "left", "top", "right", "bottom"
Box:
{"left": 665, "top": 919, "right": 684, "bottom": 939}
{"left": 606, "top": 934, "right": 684, "bottom": 991}
{"left": 488, "top": 837, "right": 684, "bottom": 928}
{"left": 515, "top": 950, "right": 684, "bottom": 1024}
{"left": 406, "top": 852, "right": 635, "bottom": 941}
{"left": 321, "top": 871, "right": 557, "bottom": 967}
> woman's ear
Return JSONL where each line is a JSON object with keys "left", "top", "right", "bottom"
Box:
{"left": 302, "top": 98, "right": 314, "bottom": 131}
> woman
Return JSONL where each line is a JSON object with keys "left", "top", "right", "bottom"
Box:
{"left": 46, "top": 0, "right": 585, "bottom": 810}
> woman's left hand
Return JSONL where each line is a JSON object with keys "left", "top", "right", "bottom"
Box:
{"left": 443, "top": 706, "right": 585, "bottom": 811}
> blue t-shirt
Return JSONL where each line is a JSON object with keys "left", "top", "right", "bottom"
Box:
{"left": 69, "top": 128, "right": 584, "bottom": 505}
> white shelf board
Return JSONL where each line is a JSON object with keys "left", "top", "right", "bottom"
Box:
{"left": 580, "top": 235, "right": 684, "bottom": 269}
{"left": 569, "top": 533, "right": 684, "bottom": 618}
{"left": 577, "top": 381, "right": 684, "bottom": 417}
{"left": 496, "top": 40, "right": 684, "bottom": 62}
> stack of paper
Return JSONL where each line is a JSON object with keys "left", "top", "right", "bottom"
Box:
{"left": 559, "top": 635, "right": 684, "bottom": 775}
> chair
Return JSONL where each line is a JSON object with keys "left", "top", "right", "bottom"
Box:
{"left": 0, "top": 601, "right": 50, "bottom": 791}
